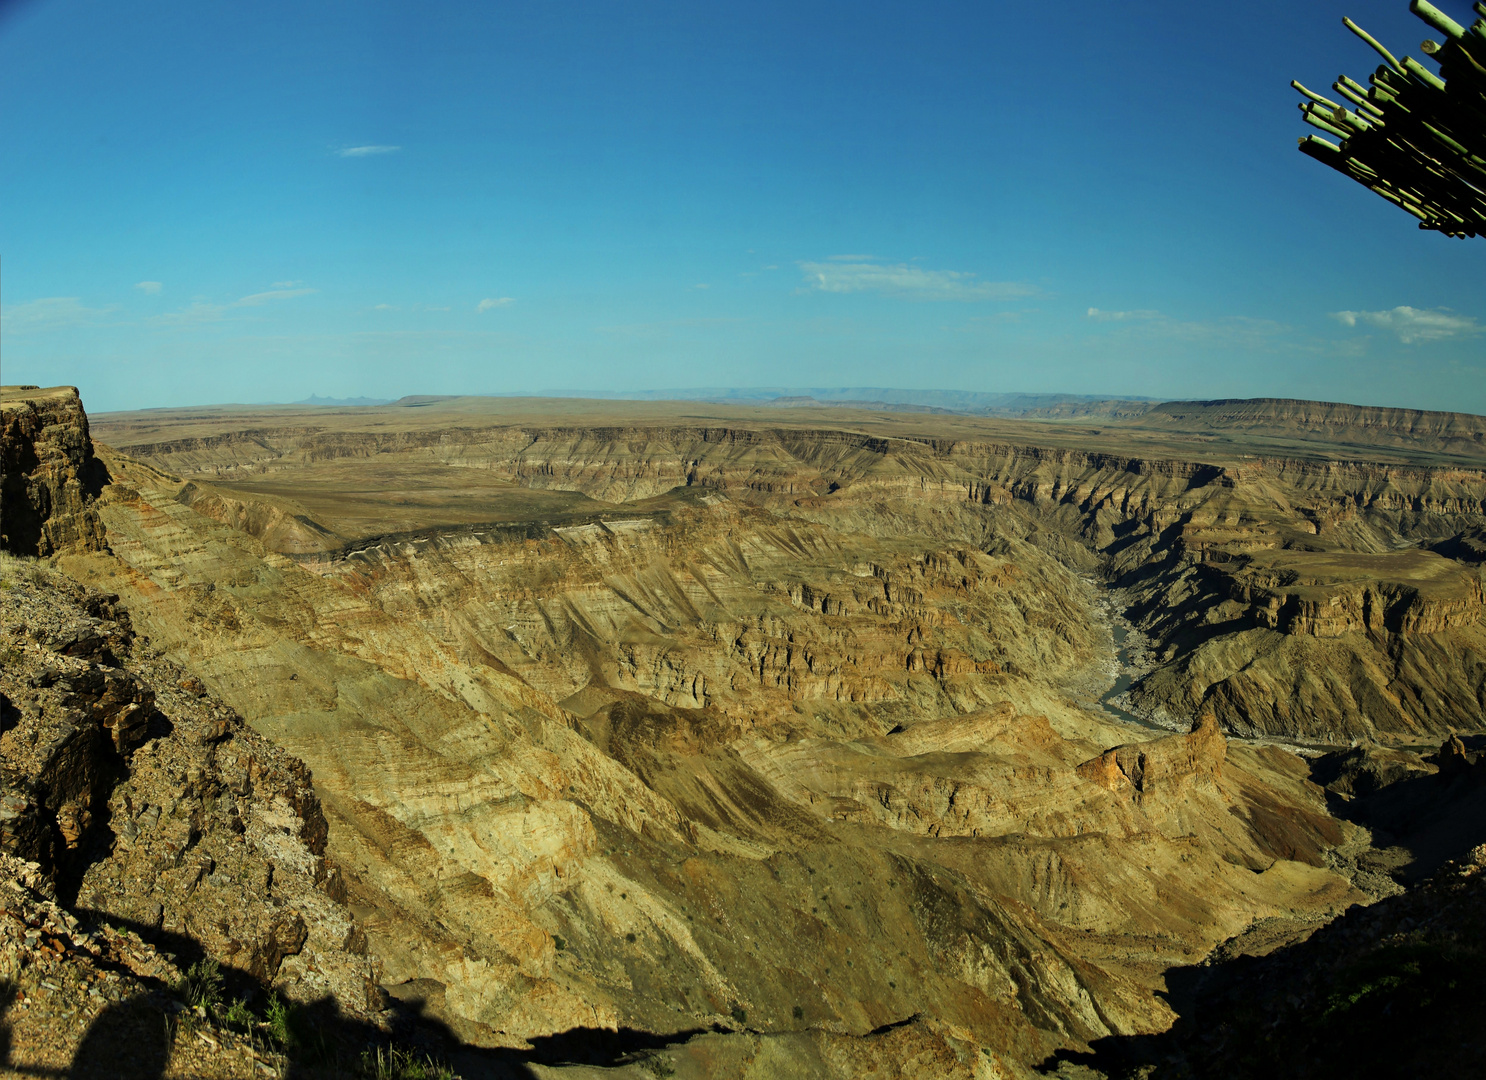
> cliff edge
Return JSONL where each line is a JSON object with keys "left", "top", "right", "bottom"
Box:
{"left": 1, "top": 386, "right": 109, "bottom": 557}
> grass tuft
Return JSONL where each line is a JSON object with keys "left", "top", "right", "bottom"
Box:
{"left": 358, "top": 1043, "right": 458, "bottom": 1079}
{"left": 170, "top": 958, "right": 224, "bottom": 1012}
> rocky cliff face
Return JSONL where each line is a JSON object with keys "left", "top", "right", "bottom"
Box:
{"left": 0, "top": 559, "right": 379, "bottom": 996}
{"left": 0, "top": 393, "right": 385, "bottom": 1075}
{"left": 1, "top": 386, "right": 109, "bottom": 558}
{"left": 1062, "top": 842, "right": 1486, "bottom": 1079}
{"left": 1145, "top": 397, "right": 1486, "bottom": 458}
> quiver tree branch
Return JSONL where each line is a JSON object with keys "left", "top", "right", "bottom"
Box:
{"left": 1295, "top": 1, "right": 1486, "bottom": 238}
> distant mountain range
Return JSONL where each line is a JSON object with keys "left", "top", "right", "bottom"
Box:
{"left": 290, "top": 389, "right": 1160, "bottom": 418}
{"left": 526, "top": 387, "right": 1160, "bottom": 418}
{"left": 289, "top": 391, "right": 1486, "bottom": 437}
{"left": 293, "top": 394, "right": 395, "bottom": 407}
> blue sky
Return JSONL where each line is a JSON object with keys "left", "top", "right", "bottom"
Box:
{"left": 2, "top": 0, "right": 1482, "bottom": 413}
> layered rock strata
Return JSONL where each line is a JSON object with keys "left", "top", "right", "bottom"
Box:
{"left": 1, "top": 386, "right": 108, "bottom": 557}
{"left": 102, "top": 415, "right": 1486, "bottom": 740}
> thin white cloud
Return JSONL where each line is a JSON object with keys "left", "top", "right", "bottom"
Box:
{"left": 1, "top": 296, "right": 119, "bottom": 331}
{"left": 1087, "top": 307, "right": 1160, "bottom": 321}
{"left": 799, "top": 259, "right": 1036, "bottom": 302}
{"left": 477, "top": 297, "right": 515, "bottom": 312}
{"left": 827, "top": 253, "right": 877, "bottom": 262}
{"left": 338, "top": 145, "right": 401, "bottom": 157}
{"left": 1095, "top": 313, "right": 1291, "bottom": 345}
{"left": 1331, "top": 306, "right": 1482, "bottom": 344}
{"left": 152, "top": 287, "right": 316, "bottom": 326}
{"left": 233, "top": 288, "right": 316, "bottom": 307}
{"left": 152, "top": 302, "right": 227, "bottom": 327}
{"left": 135, "top": 281, "right": 162, "bottom": 295}
{"left": 271, "top": 280, "right": 304, "bottom": 289}
{"left": 1, "top": 295, "right": 118, "bottom": 334}
{"left": 373, "top": 303, "right": 395, "bottom": 311}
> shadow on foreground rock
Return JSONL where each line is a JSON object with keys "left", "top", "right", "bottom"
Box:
{"left": 67, "top": 996, "right": 174, "bottom": 1080}
{"left": 2, "top": 974, "right": 719, "bottom": 1080}
{"left": 274, "top": 991, "right": 716, "bottom": 1080}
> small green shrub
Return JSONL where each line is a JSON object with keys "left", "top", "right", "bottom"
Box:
{"left": 792, "top": 1004, "right": 804, "bottom": 1021}
{"left": 171, "top": 958, "right": 224, "bottom": 1012}
{"left": 220, "top": 996, "right": 254, "bottom": 1031}
{"left": 264, "top": 993, "right": 292, "bottom": 1046}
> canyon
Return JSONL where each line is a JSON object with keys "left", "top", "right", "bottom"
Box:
{"left": 3, "top": 385, "right": 1484, "bottom": 1077}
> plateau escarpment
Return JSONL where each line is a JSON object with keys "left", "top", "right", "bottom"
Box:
{"left": 105, "top": 410, "right": 1486, "bottom": 742}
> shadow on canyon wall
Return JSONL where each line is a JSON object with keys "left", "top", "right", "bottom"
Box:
{"left": 1038, "top": 740, "right": 1486, "bottom": 1080}
{"left": 1037, "top": 893, "right": 1486, "bottom": 1080}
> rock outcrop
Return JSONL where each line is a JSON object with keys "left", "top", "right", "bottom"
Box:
{"left": 1, "top": 386, "right": 108, "bottom": 557}
{"left": 0, "top": 851, "right": 268, "bottom": 1079}
{"left": 0, "top": 557, "right": 381, "bottom": 1073}
{"left": 1075, "top": 714, "right": 1226, "bottom": 800}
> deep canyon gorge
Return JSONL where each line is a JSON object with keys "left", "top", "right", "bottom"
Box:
{"left": 3, "top": 385, "right": 1485, "bottom": 1078}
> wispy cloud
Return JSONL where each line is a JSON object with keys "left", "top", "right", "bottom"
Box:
{"left": 1087, "top": 307, "right": 1159, "bottom": 321}
{"left": 1082, "top": 309, "right": 1295, "bottom": 350}
{"left": 152, "top": 302, "right": 230, "bottom": 327}
{"left": 135, "top": 281, "right": 162, "bottom": 295}
{"left": 271, "top": 279, "right": 304, "bottom": 289}
{"left": 1, "top": 296, "right": 119, "bottom": 332}
{"left": 234, "top": 288, "right": 315, "bottom": 307}
{"left": 152, "top": 287, "right": 316, "bottom": 326}
{"left": 477, "top": 297, "right": 514, "bottom": 312}
{"left": 799, "top": 258, "right": 1036, "bottom": 302}
{"left": 693, "top": 283, "right": 710, "bottom": 290}
{"left": 373, "top": 303, "right": 395, "bottom": 311}
{"left": 338, "top": 145, "right": 401, "bottom": 157}
{"left": 1331, "top": 306, "right": 1482, "bottom": 344}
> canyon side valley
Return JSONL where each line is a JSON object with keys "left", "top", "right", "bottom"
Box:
{"left": 3, "top": 385, "right": 1485, "bottom": 1078}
